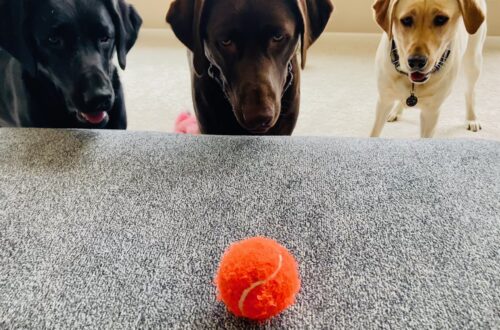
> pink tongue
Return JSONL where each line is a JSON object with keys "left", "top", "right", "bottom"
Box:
{"left": 82, "top": 112, "right": 106, "bottom": 124}
{"left": 411, "top": 72, "right": 426, "bottom": 82}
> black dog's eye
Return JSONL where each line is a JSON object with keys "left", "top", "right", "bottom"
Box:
{"left": 99, "top": 36, "right": 111, "bottom": 43}
{"left": 401, "top": 17, "right": 414, "bottom": 27}
{"left": 220, "top": 39, "right": 233, "bottom": 47}
{"left": 48, "top": 36, "right": 63, "bottom": 46}
{"left": 272, "top": 34, "right": 285, "bottom": 42}
{"left": 434, "top": 15, "right": 449, "bottom": 26}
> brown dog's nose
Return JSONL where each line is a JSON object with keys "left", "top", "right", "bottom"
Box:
{"left": 242, "top": 108, "right": 274, "bottom": 133}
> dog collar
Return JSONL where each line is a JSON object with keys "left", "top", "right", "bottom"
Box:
{"left": 207, "top": 63, "right": 230, "bottom": 101}
{"left": 390, "top": 40, "right": 451, "bottom": 107}
{"left": 391, "top": 40, "right": 451, "bottom": 76}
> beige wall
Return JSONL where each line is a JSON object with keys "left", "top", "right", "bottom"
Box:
{"left": 130, "top": 0, "right": 500, "bottom": 36}
{"left": 129, "top": 0, "right": 170, "bottom": 28}
{"left": 328, "top": 0, "right": 499, "bottom": 35}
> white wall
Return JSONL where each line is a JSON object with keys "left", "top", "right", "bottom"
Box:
{"left": 128, "top": 0, "right": 500, "bottom": 36}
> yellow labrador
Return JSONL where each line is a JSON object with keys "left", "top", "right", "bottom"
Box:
{"left": 371, "top": 0, "right": 487, "bottom": 138}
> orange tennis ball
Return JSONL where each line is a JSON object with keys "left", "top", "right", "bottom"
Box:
{"left": 214, "top": 237, "right": 301, "bottom": 321}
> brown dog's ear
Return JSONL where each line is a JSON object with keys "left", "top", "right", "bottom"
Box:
{"left": 167, "top": 0, "right": 207, "bottom": 76}
{"left": 457, "top": 0, "right": 485, "bottom": 34}
{"left": 373, "top": 0, "right": 399, "bottom": 39}
{"left": 296, "top": 0, "right": 334, "bottom": 69}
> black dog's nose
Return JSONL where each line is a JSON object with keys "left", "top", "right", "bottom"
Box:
{"left": 408, "top": 55, "right": 428, "bottom": 71}
{"left": 84, "top": 91, "right": 113, "bottom": 112}
{"left": 81, "top": 70, "right": 114, "bottom": 113}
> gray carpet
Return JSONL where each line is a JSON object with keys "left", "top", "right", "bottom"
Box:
{"left": 0, "top": 128, "right": 499, "bottom": 329}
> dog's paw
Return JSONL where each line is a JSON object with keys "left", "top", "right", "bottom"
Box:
{"left": 467, "top": 120, "right": 482, "bottom": 132}
{"left": 387, "top": 112, "right": 401, "bottom": 122}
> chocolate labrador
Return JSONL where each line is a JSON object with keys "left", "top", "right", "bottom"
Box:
{"left": 167, "top": 0, "right": 333, "bottom": 135}
{"left": 0, "top": 0, "right": 142, "bottom": 129}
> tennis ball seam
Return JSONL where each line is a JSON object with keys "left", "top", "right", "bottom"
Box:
{"left": 238, "top": 253, "right": 284, "bottom": 317}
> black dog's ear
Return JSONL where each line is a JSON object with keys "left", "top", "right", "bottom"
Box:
{"left": 166, "top": 0, "right": 207, "bottom": 76}
{"left": 0, "top": 0, "right": 37, "bottom": 75}
{"left": 105, "top": 0, "right": 143, "bottom": 70}
{"left": 296, "top": 0, "right": 334, "bottom": 69}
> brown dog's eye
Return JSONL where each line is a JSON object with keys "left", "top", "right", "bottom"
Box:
{"left": 434, "top": 15, "right": 449, "bottom": 27}
{"left": 272, "top": 34, "right": 285, "bottom": 42}
{"left": 401, "top": 17, "right": 413, "bottom": 27}
{"left": 220, "top": 40, "right": 233, "bottom": 47}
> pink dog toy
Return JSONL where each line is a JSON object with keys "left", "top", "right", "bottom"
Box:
{"left": 174, "top": 112, "right": 200, "bottom": 135}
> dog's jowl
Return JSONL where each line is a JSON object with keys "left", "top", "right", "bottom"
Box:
{"left": 0, "top": 0, "right": 142, "bottom": 129}
{"left": 167, "top": 0, "right": 334, "bottom": 135}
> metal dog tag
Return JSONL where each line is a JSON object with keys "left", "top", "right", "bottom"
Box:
{"left": 406, "top": 83, "right": 418, "bottom": 107}
{"left": 406, "top": 94, "right": 418, "bottom": 107}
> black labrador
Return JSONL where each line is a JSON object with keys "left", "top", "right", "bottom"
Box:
{"left": 167, "top": 0, "right": 333, "bottom": 135}
{"left": 0, "top": 0, "right": 141, "bottom": 129}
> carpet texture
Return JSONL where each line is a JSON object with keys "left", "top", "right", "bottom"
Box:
{"left": 0, "top": 128, "right": 499, "bottom": 329}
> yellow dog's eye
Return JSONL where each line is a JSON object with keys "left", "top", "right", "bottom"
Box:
{"left": 434, "top": 15, "right": 449, "bottom": 27}
{"left": 400, "top": 17, "right": 413, "bottom": 27}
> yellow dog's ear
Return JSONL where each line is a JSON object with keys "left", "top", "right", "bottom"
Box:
{"left": 373, "top": 0, "right": 399, "bottom": 39}
{"left": 457, "top": 0, "right": 486, "bottom": 34}
{"left": 166, "top": 0, "right": 207, "bottom": 76}
{"left": 296, "top": 0, "right": 334, "bottom": 69}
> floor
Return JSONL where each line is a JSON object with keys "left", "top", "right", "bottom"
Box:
{"left": 121, "top": 29, "right": 500, "bottom": 139}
